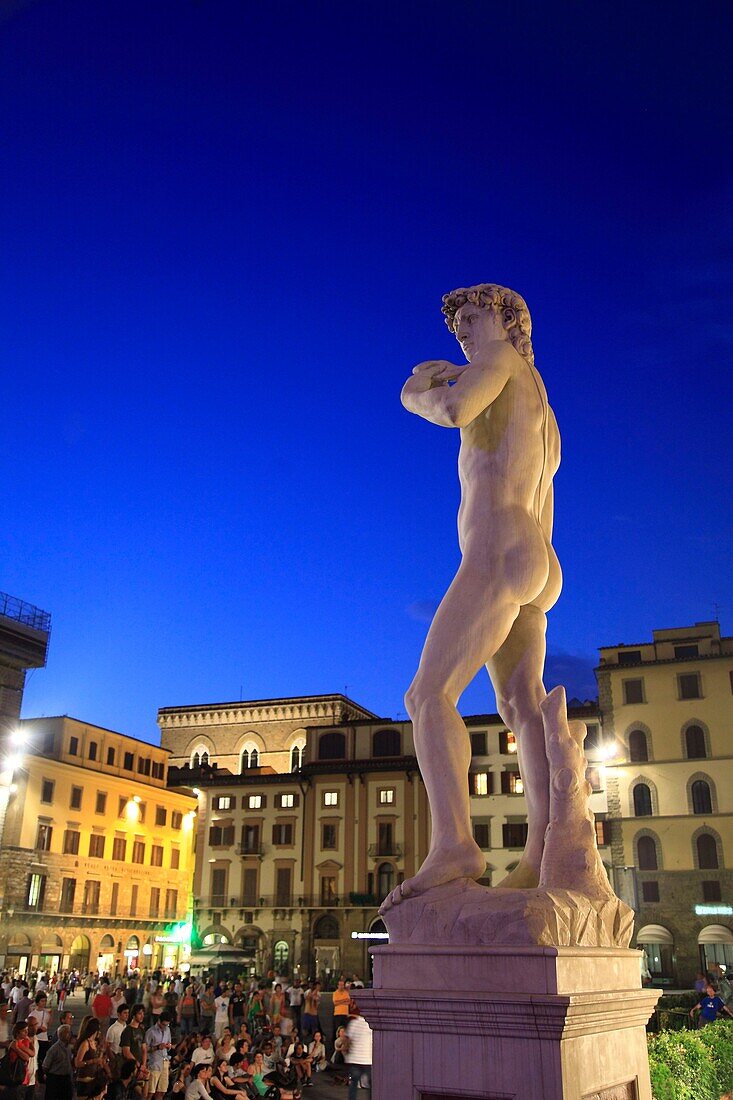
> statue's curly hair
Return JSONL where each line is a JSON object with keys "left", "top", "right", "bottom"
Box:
{"left": 441, "top": 283, "right": 534, "bottom": 368}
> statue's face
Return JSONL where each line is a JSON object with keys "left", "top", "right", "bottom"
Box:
{"left": 453, "top": 302, "right": 506, "bottom": 362}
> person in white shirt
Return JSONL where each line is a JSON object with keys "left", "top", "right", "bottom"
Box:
{"left": 213, "top": 994, "right": 230, "bottom": 1041}
{"left": 191, "top": 1036, "right": 215, "bottom": 1067}
{"left": 25, "top": 1016, "right": 40, "bottom": 1088}
{"left": 106, "top": 1005, "right": 130, "bottom": 1064}
{"left": 185, "top": 1062, "right": 211, "bottom": 1100}
{"left": 345, "top": 1009, "right": 372, "bottom": 1100}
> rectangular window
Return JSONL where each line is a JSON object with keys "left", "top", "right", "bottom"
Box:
{"left": 272, "top": 823, "right": 294, "bottom": 845}
{"left": 69, "top": 736, "right": 79, "bottom": 755}
{"left": 40, "top": 779, "right": 54, "bottom": 804}
{"left": 378, "top": 788, "right": 395, "bottom": 805}
{"left": 214, "top": 797, "right": 231, "bottom": 811}
{"left": 470, "top": 731, "right": 487, "bottom": 756}
{"left": 241, "top": 825, "right": 260, "bottom": 854}
{"left": 137, "top": 757, "right": 145, "bottom": 773}
{"left": 320, "top": 875, "right": 337, "bottom": 905}
{"left": 247, "top": 795, "right": 262, "bottom": 810}
{"left": 106, "top": 747, "right": 116, "bottom": 766}
{"left": 585, "top": 767, "right": 602, "bottom": 792}
{"left": 152, "top": 761, "right": 164, "bottom": 780}
{"left": 170, "top": 846, "right": 180, "bottom": 869}
{"left": 63, "top": 829, "right": 80, "bottom": 855}
{"left": 242, "top": 868, "right": 258, "bottom": 906}
{"left": 149, "top": 886, "right": 160, "bottom": 918}
{"left": 470, "top": 772, "right": 492, "bottom": 796}
{"left": 130, "top": 884, "right": 138, "bottom": 917}
{"left": 584, "top": 724, "right": 601, "bottom": 752}
{"left": 83, "top": 879, "right": 101, "bottom": 914}
{"left": 36, "top": 823, "right": 53, "bottom": 851}
{"left": 678, "top": 672, "right": 701, "bottom": 700}
{"left": 595, "top": 819, "right": 612, "bottom": 846}
{"left": 95, "top": 791, "right": 107, "bottom": 814}
{"left": 27, "top": 873, "right": 46, "bottom": 910}
{"left": 209, "top": 824, "right": 235, "bottom": 847}
{"left": 118, "top": 795, "right": 128, "bottom": 817}
{"left": 137, "top": 802, "right": 146, "bottom": 823}
{"left": 473, "top": 823, "right": 490, "bottom": 849}
{"left": 618, "top": 650, "right": 642, "bottom": 666}
{"left": 70, "top": 786, "right": 83, "bottom": 810}
{"left": 165, "top": 889, "right": 178, "bottom": 918}
{"left": 675, "top": 644, "right": 699, "bottom": 659}
{"left": 275, "top": 867, "right": 292, "bottom": 905}
{"left": 500, "top": 771, "right": 523, "bottom": 795}
{"left": 59, "top": 877, "right": 76, "bottom": 913}
{"left": 702, "top": 880, "right": 722, "bottom": 902}
{"left": 211, "top": 868, "right": 227, "bottom": 905}
{"left": 123, "top": 752, "right": 134, "bottom": 771}
{"left": 171, "top": 811, "right": 183, "bottom": 829}
{"left": 155, "top": 806, "right": 167, "bottom": 826}
{"left": 323, "top": 790, "right": 339, "bottom": 807}
{"left": 132, "top": 839, "right": 145, "bottom": 864}
{"left": 150, "top": 844, "right": 163, "bottom": 866}
{"left": 89, "top": 834, "right": 105, "bottom": 858}
{"left": 623, "top": 679, "right": 644, "bottom": 705}
{"left": 278, "top": 793, "right": 296, "bottom": 809}
{"left": 499, "top": 731, "right": 518, "bottom": 754}
{"left": 322, "top": 823, "right": 337, "bottom": 849}
{"left": 641, "top": 880, "right": 660, "bottom": 903}
{"left": 112, "top": 836, "right": 126, "bottom": 861}
{"left": 110, "top": 881, "right": 119, "bottom": 915}
{"left": 502, "top": 822, "right": 529, "bottom": 848}
{"left": 88, "top": 741, "right": 97, "bottom": 761}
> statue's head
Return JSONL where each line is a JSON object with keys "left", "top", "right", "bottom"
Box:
{"left": 441, "top": 283, "right": 534, "bottom": 368}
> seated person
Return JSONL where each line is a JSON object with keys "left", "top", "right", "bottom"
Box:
{"left": 307, "top": 1031, "right": 326, "bottom": 1073}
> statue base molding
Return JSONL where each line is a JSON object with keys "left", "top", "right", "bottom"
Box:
{"left": 356, "top": 943, "right": 660, "bottom": 1100}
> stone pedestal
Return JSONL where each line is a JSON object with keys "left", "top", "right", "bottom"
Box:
{"left": 356, "top": 944, "right": 660, "bottom": 1100}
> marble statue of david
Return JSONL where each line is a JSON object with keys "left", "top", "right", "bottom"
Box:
{"left": 384, "top": 284, "right": 563, "bottom": 910}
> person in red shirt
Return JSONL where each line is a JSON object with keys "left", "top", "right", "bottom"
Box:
{"left": 91, "top": 982, "right": 113, "bottom": 1039}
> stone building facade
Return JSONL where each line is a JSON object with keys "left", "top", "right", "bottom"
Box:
{"left": 0, "top": 716, "right": 197, "bottom": 977}
{"left": 161, "top": 695, "right": 608, "bottom": 980}
{"left": 600, "top": 621, "right": 733, "bottom": 986}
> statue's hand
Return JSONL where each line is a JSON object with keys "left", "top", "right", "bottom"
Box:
{"left": 407, "top": 360, "right": 466, "bottom": 392}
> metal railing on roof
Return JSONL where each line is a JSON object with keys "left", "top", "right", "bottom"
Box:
{"left": 0, "top": 592, "right": 51, "bottom": 633}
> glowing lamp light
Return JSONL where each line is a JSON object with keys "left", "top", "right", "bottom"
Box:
{"left": 132, "top": 795, "right": 141, "bottom": 803}
{"left": 192, "top": 788, "right": 201, "bottom": 797}
{"left": 5, "top": 754, "right": 22, "bottom": 773}
{"left": 10, "top": 729, "right": 26, "bottom": 748}
{"left": 597, "top": 741, "right": 619, "bottom": 762}
{"left": 183, "top": 810, "right": 196, "bottom": 830}
{"left": 125, "top": 800, "right": 140, "bottom": 822}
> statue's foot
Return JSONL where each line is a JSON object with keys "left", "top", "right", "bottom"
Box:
{"left": 379, "top": 838, "right": 485, "bottom": 914}
{"left": 496, "top": 857, "right": 541, "bottom": 890}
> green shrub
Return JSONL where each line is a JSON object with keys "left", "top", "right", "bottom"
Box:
{"left": 648, "top": 1021, "right": 733, "bottom": 1099}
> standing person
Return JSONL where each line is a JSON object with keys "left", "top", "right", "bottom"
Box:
{"left": 91, "top": 982, "right": 113, "bottom": 1039}
{"left": 690, "top": 983, "right": 733, "bottom": 1027}
{"left": 42, "top": 1024, "right": 74, "bottom": 1100}
{"left": 227, "top": 984, "right": 246, "bottom": 1037}
{"left": 285, "top": 982, "right": 303, "bottom": 1035}
{"left": 0, "top": 1002, "right": 11, "bottom": 1059}
{"left": 12, "top": 987, "right": 32, "bottom": 1026}
{"left": 144, "top": 1012, "right": 173, "bottom": 1100}
{"left": 385, "top": 283, "right": 563, "bottom": 909}
{"left": 344, "top": 1006, "right": 372, "bottom": 1100}
{"left": 178, "top": 984, "right": 199, "bottom": 1037}
{"left": 331, "top": 978, "right": 349, "bottom": 1043}
{"left": 300, "top": 983, "right": 320, "bottom": 1042}
{"left": 198, "top": 984, "right": 216, "bottom": 1037}
{"left": 213, "top": 989, "right": 230, "bottom": 1042}
{"left": 268, "top": 984, "right": 285, "bottom": 1029}
{"left": 106, "top": 1004, "right": 130, "bottom": 1075}
{"left": 27, "top": 991, "right": 53, "bottom": 1071}
{"left": 120, "top": 1004, "right": 148, "bottom": 1080}
{"left": 83, "top": 974, "right": 95, "bottom": 1006}
{"left": 23, "top": 1016, "right": 39, "bottom": 1098}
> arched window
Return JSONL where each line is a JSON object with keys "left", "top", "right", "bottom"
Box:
{"left": 685, "top": 725, "right": 707, "bottom": 760}
{"left": 629, "top": 730, "right": 649, "bottom": 762}
{"left": 290, "top": 741, "right": 305, "bottom": 772}
{"left": 637, "top": 835, "right": 658, "bottom": 871}
{"left": 313, "top": 915, "right": 340, "bottom": 940}
{"left": 241, "top": 744, "right": 260, "bottom": 771}
{"left": 697, "top": 833, "right": 719, "bottom": 870}
{"left": 273, "top": 940, "right": 289, "bottom": 970}
{"left": 372, "top": 728, "right": 401, "bottom": 758}
{"left": 318, "top": 732, "right": 346, "bottom": 760}
{"left": 633, "top": 783, "right": 653, "bottom": 817}
{"left": 692, "top": 780, "right": 713, "bottom": 815}
{"left": 191, "top": 746, "right": 210, "bottom": 767}
{"left": 377, "top": 862, "right": 395, "bottom": 897}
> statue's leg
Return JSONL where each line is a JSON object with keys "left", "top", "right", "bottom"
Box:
{"left": 380, "top": 563, "right": 521, "bottom": 911}
{"left": 487, "top": 604, "right": 549, "bottom": 889}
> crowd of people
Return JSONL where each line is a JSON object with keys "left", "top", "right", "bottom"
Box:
{"left": 0, "top": 972, "right": 372, "bottom": 1100}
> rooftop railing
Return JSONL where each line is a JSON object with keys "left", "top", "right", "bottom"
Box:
{"left": 0, "top": 592, "right": 51, "bottom": 633}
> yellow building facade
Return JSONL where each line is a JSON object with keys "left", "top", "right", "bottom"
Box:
{"left": 599, "top": 622, "right": 733, "bottom": 985}
{"left": 0, "top": 716, "right": 197, "bottom": 977}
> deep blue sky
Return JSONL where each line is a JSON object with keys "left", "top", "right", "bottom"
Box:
{"left": 3, "top": 0, "right": 732, "bottom": 741}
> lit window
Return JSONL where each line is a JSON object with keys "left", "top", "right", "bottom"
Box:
{"left": 471, "top": 772, "right": 490, "bottom": 796}
{"left": 280, "top": 793, "right": 295, "bottom": 808}
{"left": 379, "top": 788, "right": 395, "bottom": 805}
{"left": 248, "top": 795, "right": 262, "bottom": 810}
{"left": 216, "top": 796, "right": 232, "bottom": 810}
{"left": 323, "top": 791, "right": 339, "bottom": 807}
{"left": 506, "top": 732, "right": 517, "bottom": 753}
{"left": 27, "top": 873, "right": 46, "bottom": 909}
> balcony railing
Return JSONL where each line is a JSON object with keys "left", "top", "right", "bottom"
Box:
{"left": 235, "top": 844, "right": 266, "bottom": 858}
{"left": 196, "top": 893, "right": 382, "bottom": 910}
{"left": 368, "top": 843, "right": 403, "bottom": 858}
{"left": 0, "top": 591, "right": 51, "bottom": 633}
